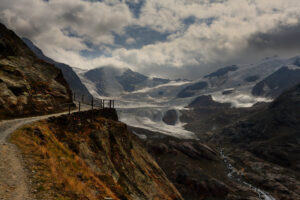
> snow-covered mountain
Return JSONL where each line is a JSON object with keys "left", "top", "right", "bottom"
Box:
{"left": 74, "top": 66, "right": 172, "bottom": 98}
{"left": 74, "top": 56, "right": 300, "bottom": 138}
{"left": 177, "top": 56, "right": 300, "bottom": 107}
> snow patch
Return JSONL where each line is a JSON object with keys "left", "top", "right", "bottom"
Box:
{"left": 117, "top": 107, "right": 196, "bottom": 139}
{"left": 211, "top": 92, "right": 272, "bottom": 107}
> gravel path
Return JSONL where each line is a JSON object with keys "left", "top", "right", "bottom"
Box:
{"left": 0, "top": 103, "right": 91, "bottom": 200}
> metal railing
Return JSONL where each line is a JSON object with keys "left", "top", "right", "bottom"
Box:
{"left": 72, "top": 93, "right": 115, "bottom": 113}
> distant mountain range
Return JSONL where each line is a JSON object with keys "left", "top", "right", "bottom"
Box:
{"left": 21, "top": 35, "right": 300, "bottom": 107}
{"left": 176, "top": 56, "right": 300, "bottom": 106}
{"left": 75, "top": 66, "right": 172, "bottom": 97}
{"left": 22, "top": 38, "right": 93, "bottom": 100}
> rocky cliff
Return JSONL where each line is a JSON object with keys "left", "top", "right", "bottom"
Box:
{"left": 0, "top": 23, "right": 72, "bottom": 119}
{"left": 10, "top": 109, "right": 183, "bottom": 200}
{"left": 213, "top": 83, "right": 300, "bottom": 199}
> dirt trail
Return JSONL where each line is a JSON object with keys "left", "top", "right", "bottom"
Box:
{"left": 0, "top": 104, "right": 91, "bottom": 200}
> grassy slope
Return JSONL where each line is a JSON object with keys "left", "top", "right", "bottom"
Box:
{"left": 10, "top": 120, "right": 122, "bottom": 200}
{"left": 10, "top": 111, "right": 182, "bottom": 200}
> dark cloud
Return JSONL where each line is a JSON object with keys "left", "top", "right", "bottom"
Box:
{"left": 249, "top": 23, "right": 300, "bottom": 52}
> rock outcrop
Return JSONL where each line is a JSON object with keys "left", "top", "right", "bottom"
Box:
{"left": 162, "top": 109, "right": 178, "bottom": 125}
{"left": 0, "top": 23, "right": 72, "bottom": 119}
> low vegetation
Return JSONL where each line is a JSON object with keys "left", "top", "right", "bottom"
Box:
{"left": 10, "top": 109, "right": 182, "bottom": 200}
{"left": 10, "top": 121, "right": 122, "bottom": 200}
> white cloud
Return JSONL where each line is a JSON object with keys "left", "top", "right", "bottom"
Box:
{"left": 0, "top": 0, "right": 133, "bottom": 60}
{"left": 1, "top": 0, "right": 300, "bottom": 79}
{"left": 126, "top": 37, "right": 136, "bottom": 44}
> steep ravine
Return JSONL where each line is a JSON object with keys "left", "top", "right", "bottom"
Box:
{"left": 220, "top": 150, "right": 276, "bottom": 200}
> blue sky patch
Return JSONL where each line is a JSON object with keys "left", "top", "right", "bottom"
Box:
{"left": 114, "top": 25, "right": 171, "bottom": 49}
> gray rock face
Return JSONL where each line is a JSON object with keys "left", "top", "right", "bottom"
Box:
{"left": 189, "top": 95, "right": 225, "bottom": 107}
{"left": 116, "top": 69, "right": 148, "bottom": 92}
{"left": 162, "top": 110, "right": 178, "bottom": 125}
{"left": 252, "top": 66, "right": 300, "bottom": 97}
{"left": 177, "top": 81, "right": 208, "bottom": 98}
{"left": 84, "top": 67, "right": 124, "bottom": 96}
{"left": 204, "top": 65, "right": 238, "bottom": 78}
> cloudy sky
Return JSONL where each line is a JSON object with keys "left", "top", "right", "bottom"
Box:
{"left": 1, "top": 0, "right": 300, "bottom": 79}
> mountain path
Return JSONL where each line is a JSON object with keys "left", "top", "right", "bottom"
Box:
{"left": 0, "top": 104, "right": 90, "bottom": 200}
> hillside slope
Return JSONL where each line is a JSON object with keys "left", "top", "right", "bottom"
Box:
{"left": 213, "top": 83, "right": 300, "bottom": 199}
{"left": 10, "top": 109, "right": 183, "bottom": 200}
{"left": 252, "top": 66, "right": 300, "bottom": 97}
{"left": 0, "top": 23, "right": 72, "bottom": 119}
{"left": 22, "top": 38, "right": 93, "bottom": 100}
{"left": 140, "top": 131, "right": 259, "bottom": 200}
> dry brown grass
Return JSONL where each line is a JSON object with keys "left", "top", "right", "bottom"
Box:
{"left": 10, "top": 121, "right": 120, "bottom": 200}
{"left": 9, "top": 113, "right": 183, "bottom": 200}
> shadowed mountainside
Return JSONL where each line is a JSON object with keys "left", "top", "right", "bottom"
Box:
{"left": 83, "top": 66, "right": 170, "bottom": 96}
{"left": 130, "top": 126, "right": 259, "bottom": 200}
{"left": 180, "top": 95, "right": 267, "bottom": 140}
{"left": 0, "top": 23, "right": 72, "bottom": 119}
{"left": 252, "top": 66, "right": 300, "bottom": 97}
{"left": 212, "top": 82, "right": 300, "bottom": 199}
{"left": 22, "top": 38, "right": 93, "bottom": 100}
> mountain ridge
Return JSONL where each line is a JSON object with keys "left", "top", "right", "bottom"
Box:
{"left": 22, "top": 38, "right": 93, "bottom": 100}
{"left": 81, "top": 66, "right": 171, "bottom": 97}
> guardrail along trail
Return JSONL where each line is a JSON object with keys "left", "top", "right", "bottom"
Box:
{"left": 0, "top": 95, "right": 115, "bottom": 200}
